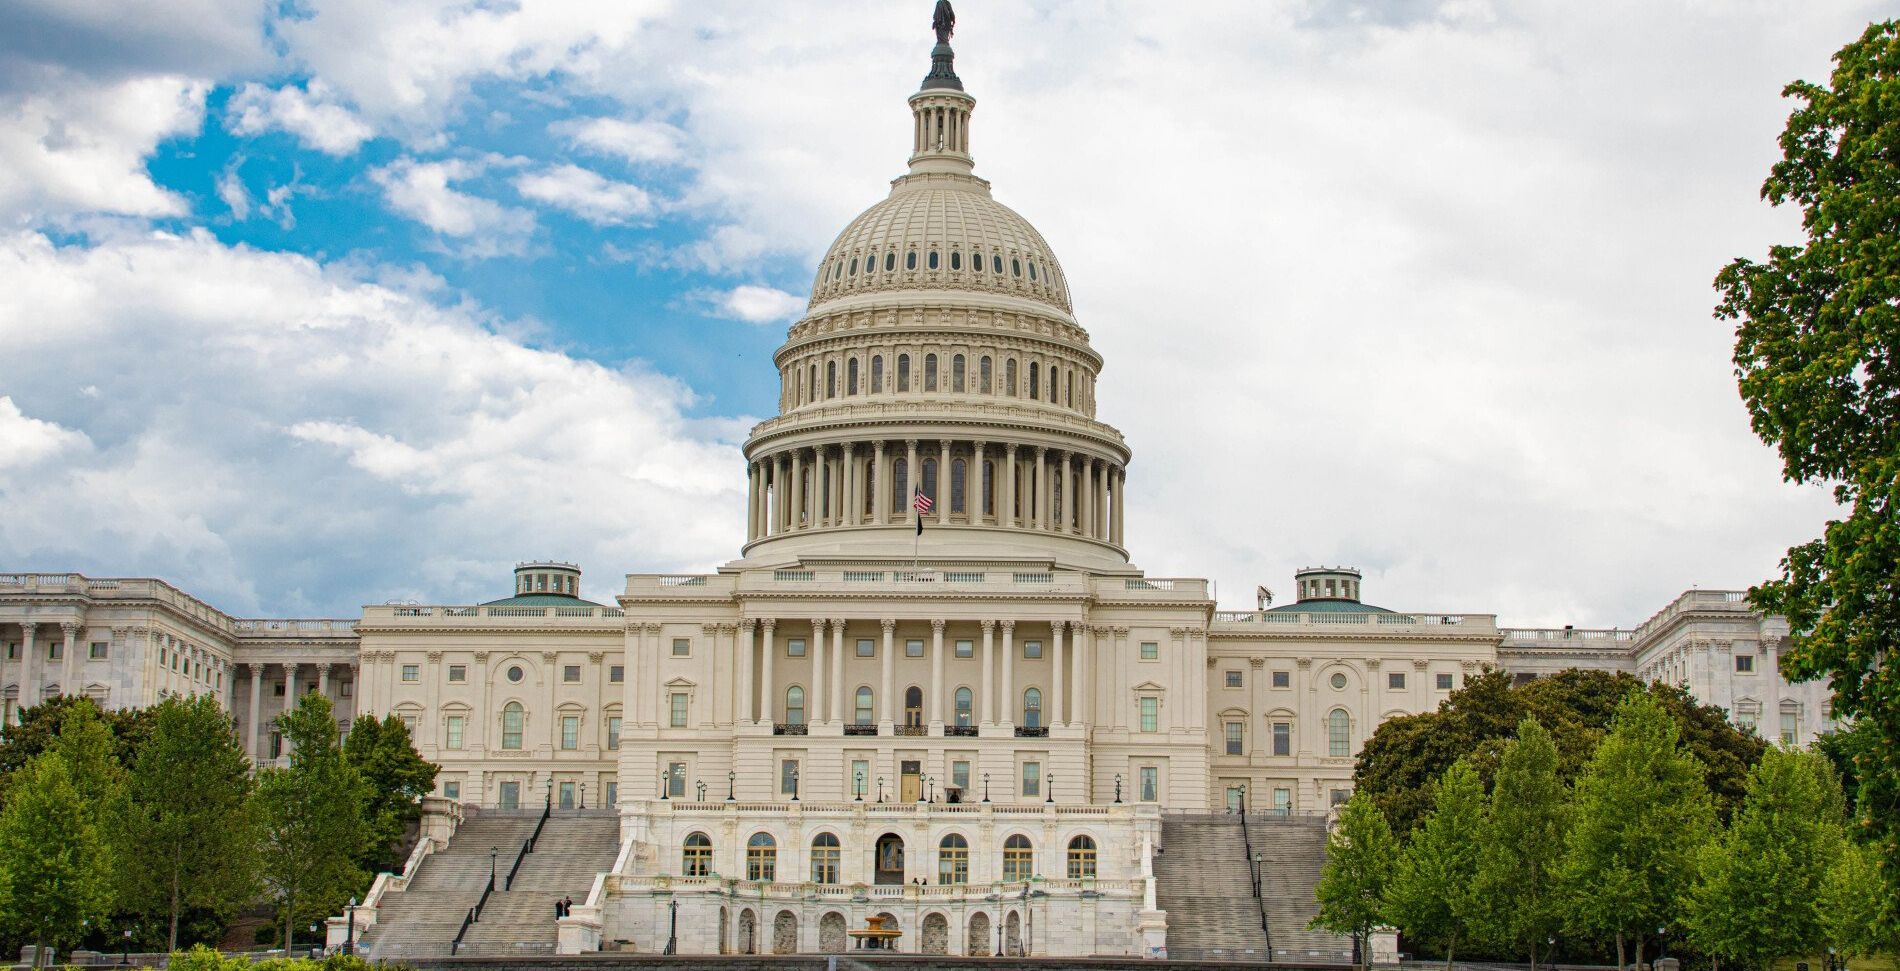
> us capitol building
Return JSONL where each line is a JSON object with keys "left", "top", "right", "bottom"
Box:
{"left": 0, "top": 6, "right": 1834, "bottom": 960}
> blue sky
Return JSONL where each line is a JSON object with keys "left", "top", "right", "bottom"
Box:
{"left": 0, "top": 0, "right": 1885, "bottom": 624}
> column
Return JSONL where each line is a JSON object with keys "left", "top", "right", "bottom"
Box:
{"left": 738, "top": 620, "right": 756, "bottom": 725}
{"left": 980, "top": 621, "right": 996, "bottom": 725}
{"left": 247, "top": 665, "right": 265, "bottom": 759}
{"left": 19, "top": 624, "right": 38, "bottom": 707}
{"left": 843, "top": 444, "right": 859, "bottom": 526}
{"left": 318, "top": 663, "right": 331, "bottom": 698}
{"left": 1082, "top": 459, "right": 1096, "bottom": 539}
{"left": 59, "top": 622, "right": 79, "bottom": 694}
{"left": 776, "top": 455, "right": 790, "bottom": 533}
{"left": 1052, "top": 622, "right": 1066, "bottom": 727}
{"left": 873, "top": 442, "right": 888, "bottom": 523}
{"left": 809, "top": 620, "right": 827, "bottom": 724}
{"left": 1076, "top": 626, "right": 1092, "bottom": 726}
{"left": 1113, "top": 467, "right": 1126, "bottom": 545}
{"left": 790, "top": 450, "right": 805, "bottom": 531}
{"left": 1000, "top": 621, "right": 1016, "bottom": 726}
{"left": 880, "top": 620, "right": 896, "bottom": 725}
{"left": 929, "top": 619, "right": 946, "bottom": 729}
{"left": 1034, "top": 449, "right": 1048, "bottom": 530}
{"left": 284, "top": 662, "right": 300, "bottom": 708}
{"left": 937, "top": 440, "right": 951, "bottom": 525}
{"left": 830, "top": 618, "right": 845, "bottom": 725}
{"left": 761, "top": 621, "right": 778, "bottom": 723}
{"left": 1097, "top": 461, "right": 1110, "bottom": 538}
{"left": 905, "top": 440, "right": 920, "bottom": 517}
{"left": 746, "top": 462, "right": 759, "bottom": 541}
{"left": 1000, "top": 445, "right": 1015, "bottom": 528}
{"left": 972, "top": 441, "right": 988, "bottom": 524}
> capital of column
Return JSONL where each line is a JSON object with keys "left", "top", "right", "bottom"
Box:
{"left": 588, "top": 651, "right": 606, "bottom": 662}
{"left": 702, "top": 623, "right": 721, "bottom": 635}
{"left": 473, "top": 651, "right": 490, "bottom": 663}
{"left": 741, "top": 618, "right": 759, "bottom": 632}
{"left": 60, "top": 621, "right": 81, "bottom": 635}
{"left": 1296, "top": 657, "right": 1313, "bottom": 669}
{"left": 762, "top": 619, "right": 777, "bottom": 635}
{"left": 880, "top": 619, "right": 897, "bottom": 633}
{"left": 980, "top": 619, "right": 996, "bottom": 633}
{"left": 930, "top": 619, "right": 946, "bottom": 634}
{"left": 829, "top": 618, "right": 848, "bottom": 629}
{"left": 541, "top": 652, "right": 558, "bottom": 663}
{"left": 810, "top": 618, "right": 828, "bottom": 633}
{"left": 999, "top": 620, "right": 1015, "bottom": 633}
{"left": 426, "top": 650, "right": 444, "bottom": 662}
{"left": 1412, "top": 658, "right": 1429, "bottom": 670}
{"left": 905, "top": 439, "right": 919, "bottom": 450}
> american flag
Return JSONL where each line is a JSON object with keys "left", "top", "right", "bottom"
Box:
{"left": 912, "top": 488, "right": 934, "bottom": 514}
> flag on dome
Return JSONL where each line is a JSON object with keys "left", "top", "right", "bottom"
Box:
{"left": 913, "top": 488, "right": 932, "bottom": 535}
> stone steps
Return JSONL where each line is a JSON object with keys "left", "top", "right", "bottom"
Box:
{"left": 1156, "top": 814, "right": 1353, "bottom": 963}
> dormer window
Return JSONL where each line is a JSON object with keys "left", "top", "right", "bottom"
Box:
{"left": 906, "top": 251, "right": 918, "bottom": 270}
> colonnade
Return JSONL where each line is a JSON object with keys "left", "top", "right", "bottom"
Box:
{"left": 745, "top": 440, "right": 1124, "bottom": 545}
{"left": 239, "top": 660, "right": 354, "bottom": 761}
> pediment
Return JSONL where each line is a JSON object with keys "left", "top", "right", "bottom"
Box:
{"left": 1131, "top": 680, "right": 1167, "bottom": 693}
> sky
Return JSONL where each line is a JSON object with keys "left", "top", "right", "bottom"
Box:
{"left": 0, "top": 0, "right": 1878, "bottom": 625}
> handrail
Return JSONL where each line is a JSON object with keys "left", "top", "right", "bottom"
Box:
{"left": 451, "top": 875, "right": 494, "bottom": 955}
{"left": 505, "top": 793, "right": 553, "bottom": 891}
{"left": 1239, "top": 806, "right": 1273, "bottom": 957}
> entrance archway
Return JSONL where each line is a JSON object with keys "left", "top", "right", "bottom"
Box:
{"left": 874, "top": 832, "right": 906, "bottom": 884}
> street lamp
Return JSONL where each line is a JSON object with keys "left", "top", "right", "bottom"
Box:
{"left": 489, "top": 846, "right": 499, "bottom": 891}
{"left": 920, "top": 774, "right": 932, "bottom": 803}
{"left": 579, "top": 782, "right": 587, "bottom": 809}
{"left": 664, "top": 899, "right": 680, "bottom": 955}
{"left": 1114, "top": 773, "right": 1123, "bottom": 804}
{"left": 308, "top": 923, "right": 320, "bottom": 959}
{"left": 790, "top": 765, "right": 800, "bottom": 801}
{"left": 995, "top": 910, "right": 1004, "bottom": 957}
{"left": 660, "top": 771, "right": 670, "bottom": 800}
{"left": 120, "top": 930, "right": 131, "bottom": 967}
{"left": 982, "top": 772, "right": 991, "bottom": 803}
{"left": 1046, "top": 772, "right": 1056, "bottom": 804}
{"left": 697, "top": 780, "right": 707, "bottom": 802}
{"left": 1658, "top": 925, "right": 1667, "bottom": 963}
{"left": 727, "top": 769, "right": 737, "bottom": 802}
{"left": 345, "top": 896, "right": 358, "bottom": 956}
{"left": 854, "top": 773, "right": 864, "bottom": 801}
{"left": 876, "top": 776, "right": 885, "bottom": 803}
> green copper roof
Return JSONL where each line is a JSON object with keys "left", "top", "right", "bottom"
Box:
{"left": 1265, "top": 598, "right": 1395, "bottom": 615}
{"left": 480, "top": 594, "right": 607, "bottom": 607}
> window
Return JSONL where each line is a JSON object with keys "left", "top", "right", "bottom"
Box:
{"left": 781, "top": 759, "right": 799, "bottom": 795}
{"left": 1021, "top": 761, "right": 1041, "bottom": 797}
{"left": 855, "top": 686, "right": 874, "bottom": 725}
{"left": 1006, "top": 358, "right": 1018, "bottom": 395}
{"left": 1388, "top": 672, "right": 1406, "bottom": 690}
{"left": 1022, "top": 688, "right": 1042, "bottom": 728}
{"left": 1328, "top": 709, "right": 1351, "bottom": 757}
{"left": 89, "top": 642, "right": 107, "bottom": 659}
{"left": 561, "top": 715, "right": 580, "bottom": 750}
{"left": 785, "top": 686, "right": 806, "bottom": 725}
{"left": 973, "top": 249, "right": 984, "bottom": 273}
{"left": 871, "top": 355, "right": 884, "bottom": 392}
{"left": 610, "top": 665, "right": 624, "bottom": 683}
{"left": 856, "top": 638, "right": 875, "bottom": 658}
{"left": 953, "top": 354, "right": 966, "bottom": 392}
{"left": 924, "top": 353, "right": 938, "bottom": 391}
{"left": 506, "top": 665, "right": 524, "bottom": 683}
{"left": 905, "top": 686, "right": 924, "bottom": 727}
{"left": 49, "top": 641, "right": 62, "bottom": 660}
{"left": 1139, "top": 697, "right": 1159, "bottom": 733}
{"left": 954, "top": 687, "right": 973, "bottom": 726}
{"left": 938, "top": 834, "right": 969, "bottom": 884}
{"left": 269, "top": 732, "right": 283, "bottom": 759}
{"left": 668, "top": 762, "right": 687, "bottom": 798}
{"left": 1139, "top": 766, "right": 1158, "bottom": 802}
{"left": 929, "top": 250, "right": 940, "bottom": 269}
{"left": 673, "top": 638, "right": 691, "bottom": 657}
{"left": 564, "top": 665, "right": 581, "bottom": 683}
{"left": 993, "top": 254, "right": 1004, "bottom": 274}
{"left": 906, "top": 638, "right": 925, "bottom": 658}
{"left": 906, "top": 250, "right": 917, "bottom": 270}
{"left": 897, "top": 354, "right": 910, "bottom": 392}
{"left": 1436, "top": 673, "right": 1454, "bottom": 690}
{"left": 444, "top": 781, "right": 461, "bottom": 800}
{"left": 501, "top": 703, "right": 524, "bottom": 750}
{"left": 1140, "top": 641, "right": 1158, "bottom": 660}
{"left": 951, "top": 458, "right": 967, "bottom": 512}
{"left": 852, "top": 759, "right": 869, "bottom": 798}
{"left": 607, "top": 716, "right": 621, "bottom": 750}
{"left": 1272, "top": 670, "right": 1290, "bottom": 688}
{"left": 670, "top": 692, "right": 689, "bottom": 728}
{"left": 980, "top": 356, "right": 992, "bottom": 393}
{"left": 1273, "top": 788, "right": 1292, "bottom": 814}
{"left": 1011, "top": 257, "right": 1021, "bottom": 277}
{"left": 448, "top": 664, "right": 467, "bottom": 682}
{"left": 1224, "top": 670, "right": 1243, "bottom": 688}
{"left": 847, "top": 358, "right": 859, "bottom": 395}
{"left": 341, "top": 681, "right": 352, "bottom": 697}
{"left": 811, "top": 833, "right": 841, "bottom": 883}
{"left": 954, "top": 639, "right": 974, "bottom": 659}
{"left": 1735, "top": 654, "right": 1755, "bottom": 673}
{"left": 1330, "top": 672, "right": 1348, "bottom": 689}
{"left": 1225, "top": 722, "right": 1244, "bottom": 755}
{"left": 1067, "top": 836, "right": 1097, "bottom": 878}
{"left": 952, "top": 759, "right": 971, "bottom": 789}
{"left": 747, "top": 833, "right": 777, "bottom": 881}
{"left": 682, "top": 833, "right": 713, "bottom": 876}
{"left": 1029, "top": 361, "right": 1040, "bottom": 398}
{"left": 445, "top": 715, "right": 465, "bottom": 750}
{"left": 788, "top": 638, "right": 806, "bottom": 657}
{"left": 605, "top": 781, "right": 618, "bottom": 805}
{"left": 1781, "top": 711, "right": 1798, "bottom": 746}
{"left": 1003, "top": 834, "right": 1034, "bottom": 881}
{"left": 951, "top": 250, "right": 962, "bottom": 270}
{"left": 401, "top": 664, "right": 419, "bottom": 682}
{"left": 1273, "top": 721, "right": 1291, "bottom": 756}
{"left": 1023, "top": 639, "right": 1043, "bottom": 659}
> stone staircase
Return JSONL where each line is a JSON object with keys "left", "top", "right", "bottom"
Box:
{"left": 361, "top": 811, "right": 540, "bottom": 960}
{"left": 1251, "top": 814, "right": 1354, "bottom": 963}
{"left": 1154, "top": 813, "right": 1353, "bottom": 964}
{"left": 455, "top": 811, "right": 621, "bottom": 957}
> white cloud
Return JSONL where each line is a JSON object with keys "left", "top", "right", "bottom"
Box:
{"left": 216, "top": 166, "right": 249, "bottom": 219}
{"left": 556, "top": 117, "right": 686, "bottom": 165}
{"left": 514, "top": 163, "right": 653, "bottom": 225}
{"left": 706, "top": 284, "right": 805, "bottom": 324}
{"left": 0, "top": 228, "right": 745, "bottom": 613}
{"left": 0, "top": 73, "right": 206, "bottom": 223}
{"left": 227, "top": 80, "right": 375, "bottom": 155}
{"left": 370, "top": 156, "right": 535, "bottom": 254}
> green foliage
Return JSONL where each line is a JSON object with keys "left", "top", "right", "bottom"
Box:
{"left": 1384, "top": 758, "right": 1485, "bottom": 969}
{"left": 257, "top": 695, "right": 368, "bottom": 952}
{"left": 1683, "top": 748, "right": 1848, "bottom": 969}
{"left": 1312, "top": 792, "right": 1398, "bottom": 970}
{"left": 341, "top": 713, "right": 437, "bottom": 874}
{"left": 1560, "top": 693, "right": 1716, "bottom": 969}
{"left": 1821, "top": 841, "right": 1899, "bottom": 958}
{"left": 0, "top": 752, "right": 114, "bottom": 963}
{"left": 164, "top": 946, "right": 401, "bottom": 971}
{"left": 120, "top": 696, "right": 260, "bottom": 951}
{"left": 0, "top": 696, "right": 153, "bottom": 806}
{"left": 1472, "top": 717, "right": 1569, "bottom": 968}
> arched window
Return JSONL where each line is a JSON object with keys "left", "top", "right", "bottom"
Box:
{"left": 1066, "top": 370, "right": 1074, "bottom": 406}
{"left": 928, "top": 250, "right": 940, "bottom": 270}
{"left": 885, "top": 251, "right": 896, "bottom": 272}
{"left": 683, "top": 832, "right": 713, "bottom": 876}
{"left": 892, "top": 458, "right": 909, "bottom": 512}
{"left": 992, "top": 254, "right": 1004, "bottom": 275}
{"left": 905, "top": 686, "right": 924, "bottom": 728}
{"left": 938, "top": 834, "right": 969, "bottom": 884}
{"left": 982, "top": 460, "right": 995, "bottom": 516}
{"left": 848, "top": 255, "right": 857, "bottom": 276}
{"left": 952, "top": 354, "right": 966, "bottom": 392}
{"left": 747, "top": 832, "right": 777, "bottom": 881}
{"left": 972, "top": 249, "right": 985, "bottom": 273}
{"left": 809, "top": 364, "right": 817, "bottom": 401}
{"left": 847, "top": 358, "right": 859, "bottom": 395}
{"left": 1047, "top": 366, "right": 1058, "bottom": 402}
{"left": 1029, "top": 261, "right": 1038, "bottom": 281}
{"left": 871, "top": 355, "right": 884, "bottom": 393}
{"left": 897, "top": 354, "right": 911, "bottom": 392}
{"left": 1029, "top": 362, "right": 1040, "bottom": 399}
{"left": 1003, "top": 835, "right": 1034, "bottom": 881}
{"left": 979, "top": 356, "right": 992, "bottom": 393}
{"left": 1006, "top": 358, "right": 1018, "bottom": 395}
{"left": 922, "top": 457, "right": 938, "bottom": 504}
{"left": 786, "top": 686, "right": 806, "bottom": 726}
{"left": 1066, "top": 836, "right": 1097, "bottom": 879}
{"left": 950, "top": 250, "right": 962, "bottom": 271}
{"left": 501, "top": 701, "right": 524, "bottom": 750}
{"left": 826, "top": 361, "right": 836, "bottom": 398}
{"left": 864, "top": 254, "right": 875, "bottom": 273}
{"left": 950, "top": 458, "right": 967, "bottom": 514}
{"left": 811, "top": 833, "right": 841, "bottom": 884}
{"left": 1023, "top": 688, "right": 1042, "bottom": 729}
{"left": 854, "top": 686, "right": 873, "bottom": 726}
{"left": 1328, "top": 708, "right": 1351, "bottom": 757}
{"left": 954, "top": 687, "right": 973, "bottom": 727}
{"left": 906, "top": 251, "right": 917, "bottom": 270}
{"left": 924, "top": 354, "right": 938, "bottom": 392}
{"left": 1011, "top": 258, "right": 1021, "bottom": 277}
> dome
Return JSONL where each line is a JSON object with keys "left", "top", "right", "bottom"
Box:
{"left": 808, "top": 173, "right": 1074, "bottom": 315}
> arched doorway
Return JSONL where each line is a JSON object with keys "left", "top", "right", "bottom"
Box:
{"left": 875, "top": 912, "right": 901, "bottom": 952}
{"left": 874, "top": 832, "right": 905, "bottom": 884}
{"left": 1005, "top": 910, "right": 1023, "bottom": 955}
{"left": 819, "top": 911, "right": 847, "bottom": 953}
{"left": 967, "top": 912, "right": 991, "bottom": 957}
{"left": 921, "top": 913, "right": 949, "bottom": 954}
{"left": 717, "top": 907, "right": 729, "bottom": 954}
{"left": 738, "top": 909, "right": 756, "bottom": 955}
{"left": 772, "top": 910, "right": 798, "bottom": 954}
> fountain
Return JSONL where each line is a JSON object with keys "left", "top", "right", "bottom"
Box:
{"left": 845, "top": 914, "right": 903, "bottom": 951}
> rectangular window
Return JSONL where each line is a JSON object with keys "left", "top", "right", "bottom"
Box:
{"left": 340, "top": 680, "right": 353, "bottom": 697}
{"left": 1225, "top": 722, "right": 1244, "bottom": 755}
{"left": 610, "top": 665, "right": 624, "bottom": 683}
{"left": 269, "top": 732, "right": 283, "bottom": 759}
{"left": 906, "top": 639, "right": 924, "bottom": 658}
{"left": 563, "top": 665, "right": 581, "bottom": 683}
{"left": 781, "top": 759, "right": 799, "bottom": 795}
{"left": 1139, "top": 766, "right": 1158, "bottom": 802}
{"left": 1140, "top": 641, "right": 1158, "bottom": 660}
{"left": 668, "top": 762, "right": 687, "bottom": 798}
{"left": 561, "top": 715, "right": 579, "bottom": 750}
{"left": 851, "top": 759, "right": 870, "bottom": 799}
{"left": 856, "top": 638, "right": 875, "bottom": 658}
{"left": 1388, "top": 671, "right": 1406, "bottom": 690}
{"left": 447, "top": 664, "right": 467, "bottom": 682}
{"left": 605, "top": 781, "right": 618, "bottom": 805}
{"left": 48, "top": 642, "right": 62, "bottom": 660}
{"left": 1273, "top": 721, "right": 1291, "bottom": 756}
{"left": 1022, "top": 761, "right": 1041, "bottom": 797}
{"left": 445, "top": 715, "right": 465, "bottom": 750}
{"left": 4, "top": 644, "right": 15, "bottom": 660}
{"left": 672, "top": 638, "right": 690, "bottom": 657}
{"left": 400, "top": 664, "right": 419, "bottom": 682}
{"left": 1781, "top": 712, "right": 1797, "bottom": 746}
{"left": 955, "top": 639, "right": 973, "bottom": 658}
{"left": 1273, "top": 787, "right": 1291, "bottom": 814}
{"left": 670, "top": 692, "right": 689, "bottom": 728}
{"left": 1435, "top": 673, "right": 1454, "bottom": 690}
{"left": 88, "top": 642, "right": 108, "bottom": 659}
{"left": 1224, "top": 670, "right": 1243, "bottom": 688}
{"left": 1024, "top": 639, "right": 1043, "bottom": 659}
{"left": 1735, "top": 654, "right": 1755, "bottom": 673}
{"left": 1139, "top": 697, "right": 1159, "bottom": 733}
{"left": 788, "top": 638, "right": 806, "bottom": 657}
{"left": 952, "top": 760, "right": 970, "bottom": 789}
{"left": 444, "top": 781, "right": 461, "bottom": 800}
{"left": 606, "top": 716, "right": 621, "bottom": 750}
{"left": 1272, "top": 670, "right": 1290, "bottom": 688}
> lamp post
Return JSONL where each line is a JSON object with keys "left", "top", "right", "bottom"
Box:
{"left": 579, "top": 782, "right": 587, "bottom": 809}
{"left": 995, "top": 910, "right": 1004, "bottom": 957}
{"left": 697, "top": 780, "right": 707, "bottom": 802}
{"left": 1046, "top": 772, "right": 1055, "bottom": 804}
{"left": 854, "top": 773, "right": 864, "bottom": 801}
{"left": 489, "top": 846, "right": 499, "bottom": 891}
{"left": 664, "top": 899, "right": 679, "bottom": 955}
{"left": 876, "top": 776, "right": 885, "bottom": 803}
{"left": 1114, "top": 773, "right": 1123, "bottom": 804}
{"left": 119, "top": 930, "right": 131, "bottom": 967}
{"left": 921, "top": 774, "right": 933, "bottom": 803}
{"left": 790, "top": 766, "right": 800, "bottom": 802}
{"left": 982, "top": 772, "right": 991, "bottom": 803}
{"left": 660, "top": 771, "right": 670, "bottom": 800}
{"left": 727, "top": 769, "right": 737, "bottom": 802}
{"left": 1658, "top": 926, "right": 1667, "bottom": 963}
{"left": 308, "top": 923, "right": 320, "bottom": 959}
{"left": 345, "top": 896, "right": 358, "bottom": 956}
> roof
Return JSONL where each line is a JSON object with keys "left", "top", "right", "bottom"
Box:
{"left": 1265, "top": 598, "right": 1396, "bottom": 615}
{"left": 479, "top": 594, "right": 607, "bottom": 608}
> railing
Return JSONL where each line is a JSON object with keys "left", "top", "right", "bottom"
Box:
{"left": 1014, "top": 726, "right": 1048, "bottom": 738}
{"left": 504, "top": 793, "right": 553, "bottom": 891}
{"left": 369, "top": 605, "right": 625, "bottom": 621}
{"left": 895, "top": 725, "right": 927, "bottom": 737}
{"left": 1239, "top": 806, "right": 1274, "bottom": 956}
{"left": 946, "top": 725, "right": 978, "bottom": 737}
{"left": 657, "top": 576, "right": 708, "bottom": 587}
{"left": 773, "top": 723, "right": 808, "bottom": 736}
{"left": 450, "top": 874, "right": 493, "bottom": 956}
{"left": 774, "top": 570, "right": 815, "bottom": 581}
{"left": 843, "top": 724, "right": 878, "bottom": 736}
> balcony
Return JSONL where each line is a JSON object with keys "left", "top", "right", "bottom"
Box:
{"left": 895, "top": 725, "right": 927, "bottom": 737}
{"left": 773, "top": 723, "right": 808, "bottom": 736}
{"left": 844, "top": 724, "right": 878, "bottom": 737}
{"left": 1014, "top": 726, "right": 1048, "bottom": 738}
{"left": 946, "top": 725, "right": 978, "bottom": 737}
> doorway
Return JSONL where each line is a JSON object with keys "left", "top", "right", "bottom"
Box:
{"left": 559, "top": 781, "right": 576, "bottom": 809}
{"left": 900, "top": 760, "right": 922, "bottom": 802}
{"left": 498, "top": 780, "right": 520, "bottom": 809}
{"left": 874, "top": 833, "right": 906, "bottom": 884}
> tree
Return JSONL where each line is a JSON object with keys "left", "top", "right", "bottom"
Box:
{"left": 1312, "top": 792, "right": 1398, "bottom": 971}
{"left": 120, "top": 696, "right": 260, "bottom": 951}
{"left": 0, "top": 753, "right": 113, "bottom": 966}
{"left": 1560, "top": 693, "right": 1716, "bottom": 971}
{"left": 1719, "top": 18, "right": 1900, "bottom": 884}
{"left": 0, "top": 695, "right": 153, "bottom": 806}
{"left": 1682, "top": 748, "right": 1847, "bottom": 968}
{"left": 1820, "top": 840, "right": 1898, "bottom": 959}
{"left": 257, "top": 695, "right": 369, "bottom": 952}
{"left": 1472, "top": 717, "right": 1569, "bottom": 969}
{"left": 342, "top": 713, "right": 438, "bottom": 874}
{"left": 1384, "top": 758, "right": 1485, "bottom": 970}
